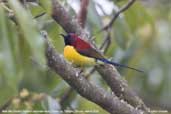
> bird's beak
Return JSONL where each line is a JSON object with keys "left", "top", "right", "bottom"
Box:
{"left": 60, "top": 34, "right": 66, "bottom": 38}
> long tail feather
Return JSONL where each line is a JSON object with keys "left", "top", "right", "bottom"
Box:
{"left": 98, "top": 58, "right": 144, "bottom": 73}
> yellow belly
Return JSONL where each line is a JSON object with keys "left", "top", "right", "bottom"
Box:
{"left": 64, "top": 46, "right": 95, "bottom": 67}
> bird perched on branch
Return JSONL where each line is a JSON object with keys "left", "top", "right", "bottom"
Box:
{"left": 60, "top": 33, "right": 143, "bottom": 72}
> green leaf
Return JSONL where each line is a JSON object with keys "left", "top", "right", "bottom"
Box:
{"left": 0, "top": 5, "right": 18, "bottom": 106}
{"left": 0, "top": 6, "right": 15, "bottom": 80}
{"left": 112, "top": 18, "right": 132, "bottom": 49}
{"left": 39, "top": 0, "right": 52, "bottom": 15}
{"left": 124, "top": 2, "right": 154, "bottom": 32}
{"left": 87, "top": 1, "right": 102, "bottom": 31}
{"left": 8, "top": 0, "right": 45, "bottom": 65}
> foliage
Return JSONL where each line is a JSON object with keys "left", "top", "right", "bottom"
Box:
{"left": 0, "top": 0, "right": 170, "bottom": 113}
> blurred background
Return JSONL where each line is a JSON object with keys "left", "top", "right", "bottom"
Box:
{"left": 0, "top": 0, "right": 171, "bottom": 113}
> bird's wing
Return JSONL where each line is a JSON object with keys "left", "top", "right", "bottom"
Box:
{"left": 77, "top": 47, "right": 104, "bottom": 59}
{"left": 73, "top": 37, "right": 104, "bottom": 59}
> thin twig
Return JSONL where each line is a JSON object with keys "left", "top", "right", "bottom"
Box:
{"left": 59, "top": 88, "right": 73, "bottom": 109}
{"left": 0, "top": 98, "right": 13, "bottom": 113}
{"left": 101, "top": 0, "right": 136, "bottom": 31}
{"left": 95, "top": 2, "right": 108, "bottom": 16}
{"left": 0, "top": 2, "right": 13, "bottom": 13}
{"left": 34, "top": 12, "right": 46, "bottom": 19}
{"left": 100, "top": 30, "right": 111, "bottom": 52}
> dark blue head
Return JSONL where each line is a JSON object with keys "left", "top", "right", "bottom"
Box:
{"left": 60, "top": 33, "right": 72, "bottom": 46}
{"left": 60, "top": 33, "right": 77, "bottom": 46}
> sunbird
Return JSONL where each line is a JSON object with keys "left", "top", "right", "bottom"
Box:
{"left": 61, "top": 33, "right": 143, "bottom": 72}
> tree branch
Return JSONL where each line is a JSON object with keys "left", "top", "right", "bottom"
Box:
{"left": 77, "top": 0, "right": 89, "bottom": 28}
{"left": 42, "top": 31, "right": 142, "bottom": 114}
{"left": 51, "top": 0, "right": 83, "bottom": 35}
{"left": 95, "top": 64, "right": 149, "bottom": 112}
